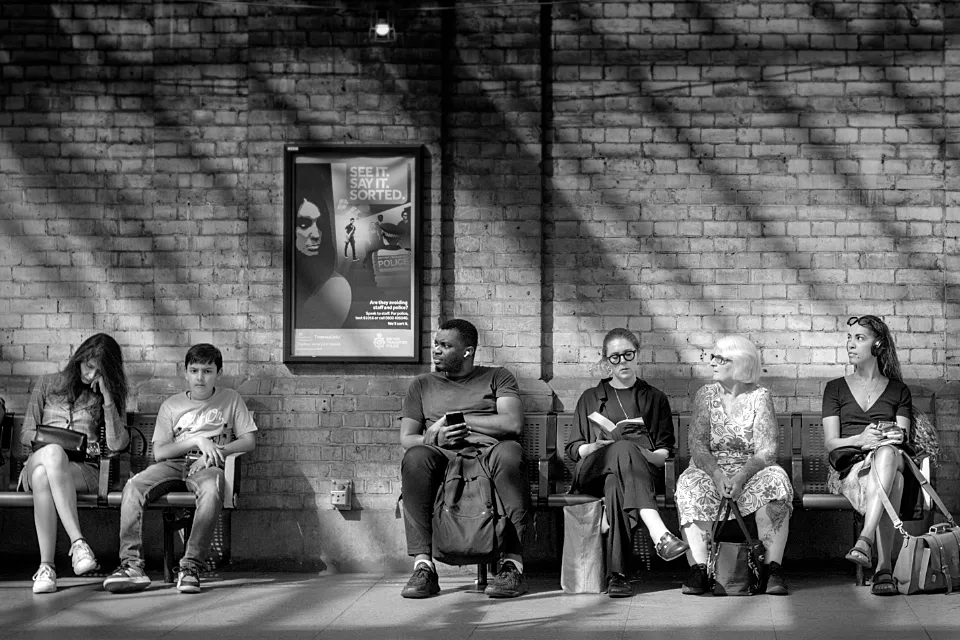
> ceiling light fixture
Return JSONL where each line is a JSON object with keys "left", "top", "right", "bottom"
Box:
{"left": 370, "top": 13, "right": 396, "bottom": 42}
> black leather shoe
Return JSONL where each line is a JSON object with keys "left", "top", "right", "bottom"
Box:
{"left": 607, "top": 572, "right": 632, "bottom": 598}
{"left": 682, "top": 563, "right": 708, "bottom": 595}
{"left": 765, "top": 562, "right": 788, "bottom": 595}
{"left": 401, "top": 564, "right": 440, "bottom": 598}
{"left": 655, "top": 531, "right": 689, "bottom": 562}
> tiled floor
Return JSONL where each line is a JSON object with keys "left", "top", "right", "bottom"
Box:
{"left": 1, "top": 567, "right": 959, "bottom": 639}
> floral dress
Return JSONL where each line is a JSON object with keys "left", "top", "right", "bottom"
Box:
{"left": 676, "top": 383, "right": 793, "bottom": 525}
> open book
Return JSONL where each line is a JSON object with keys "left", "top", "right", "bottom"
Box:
{"left": 588, "top": 412, "right": 654, "bottom": 449}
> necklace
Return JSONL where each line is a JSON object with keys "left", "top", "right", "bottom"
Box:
{"left": 854, "top": 376, "right": 882, "bottom": 406}
{"left": 611, "top": 385, "right": 631, "bottom": 420}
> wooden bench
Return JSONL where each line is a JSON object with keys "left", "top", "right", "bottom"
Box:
{"left": 0, "top": 412, "right": 245, "bottom": 583}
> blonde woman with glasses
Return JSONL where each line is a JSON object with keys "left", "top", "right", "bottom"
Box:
{"left": 565, "top": 328, "right": 688, "bottom": 598}
{"left": 675, "top": 336, "right": 794, "bottom": 596}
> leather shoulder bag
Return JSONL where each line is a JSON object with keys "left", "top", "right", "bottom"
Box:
{"left": 875, "top": 454, "right": 960, "bottom": 594}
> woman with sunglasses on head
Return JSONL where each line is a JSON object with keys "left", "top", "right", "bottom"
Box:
{"left": 675, "top": 336, "right": 793, "bottom": 596}
{"left": 565, "top": 328, "right": 688, "bottom": 598}
{"left": 822, "top": 315, "right": 913, "bottom": 596}
{"left": 19, "top": 333, "right": 129, "bottom": 593}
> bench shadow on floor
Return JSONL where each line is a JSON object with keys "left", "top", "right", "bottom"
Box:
{"left": 1, "top": 567, "right": 959, "bottom": 640}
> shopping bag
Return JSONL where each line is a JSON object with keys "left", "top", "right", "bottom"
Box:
{"left": 560, "top": 499, "right": 606, "bottom": 594}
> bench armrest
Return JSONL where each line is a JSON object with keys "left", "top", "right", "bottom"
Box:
{"left": 664, "top": 456, "right": 676, "bottom": 507}
{"left": 790, "top": 414, "right": 804, "bottom": 505}
{"left": 97, "top": 454, "right": 117, "bottom": 504}
{"left": 223, "top": 451, "right": 246, "bottom": 509}
{"left": 537, "top": 455, "right": 555, "bottom": 507}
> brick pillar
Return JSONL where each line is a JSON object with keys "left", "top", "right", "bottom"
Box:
{"left": 943, "top": 1, "right": 960, "bottom": 506}
{"left": 441, "top": 3, "right": 544, "bottom": 379}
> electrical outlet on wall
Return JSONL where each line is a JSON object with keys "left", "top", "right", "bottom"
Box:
{"left": 331, "top": 478, "right": 353, "bottom": 510}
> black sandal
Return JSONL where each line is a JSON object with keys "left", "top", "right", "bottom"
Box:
{"left": 844, "top": 535, "right": 873, "bottom": 568}
{"left": 871, "top": 569, "right": 897, "bottom": 596}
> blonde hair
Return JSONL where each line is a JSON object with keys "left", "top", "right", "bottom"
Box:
{"left": 715, "top": 335, "right": 761, "bottom": 384}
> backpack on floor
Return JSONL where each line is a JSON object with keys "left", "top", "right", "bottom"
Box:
{"left": 432, "top": 447, "right": 506, "bottom": 565}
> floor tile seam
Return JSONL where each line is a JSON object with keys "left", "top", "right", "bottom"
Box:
{"left": 901, "top": 596, "right": 936, "bottom": 639}
{"left": 312, "top": 574, "right": 388, "bottom": 637}
{"left": 149, "top": 573, "right": 276, "bottom": 637}
{"left": 7, "top": 589, "right": 101, "bottom": 632}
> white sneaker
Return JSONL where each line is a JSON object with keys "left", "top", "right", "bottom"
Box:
{"left": 32, "top": 564, "right": 57, "bottom": 594}
{"left": 69, "top": 538, "right": 99, "bottom": 575}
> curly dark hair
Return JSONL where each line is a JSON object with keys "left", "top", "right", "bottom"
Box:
{"left": 54, "top": 333, "right": 128, "bottom": 415}
{"left": 847, "top": 315, "right": 902, "bottom": 382}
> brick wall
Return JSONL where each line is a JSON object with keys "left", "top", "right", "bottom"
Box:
{"left": 0, "top": 0, "right": 957, "bottom": 568}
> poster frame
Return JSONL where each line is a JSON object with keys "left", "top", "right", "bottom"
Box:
{"left": 282, "top": 144, "right": 422, "bottom": 364}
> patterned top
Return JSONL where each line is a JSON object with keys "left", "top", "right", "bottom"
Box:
{"left": 689, "top": 383, "right": 778, "bottom": 473}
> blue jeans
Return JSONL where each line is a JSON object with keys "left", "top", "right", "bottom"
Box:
{"left": 118, "top": 459, "right": 224, "bottom": 572}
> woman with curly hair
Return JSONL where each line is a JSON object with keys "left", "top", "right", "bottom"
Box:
{"left": 822, "top": 315, "right": 914, "bottom": 596}
{"left": 20, "top": 333, "right": 129, "bottom": 593}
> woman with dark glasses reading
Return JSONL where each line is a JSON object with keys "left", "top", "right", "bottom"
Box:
{"left": 564, "top": 328, "right": 687, "bottom": 598}
{"left": 822, "top": 315, "right": 914, "bottom": 596}
{"left": 675, "top": 336, "right": 793, "bottom": 595}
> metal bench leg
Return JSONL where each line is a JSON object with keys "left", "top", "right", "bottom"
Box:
{"left": 475, "top": 564, "right": 487, "bottom": 592}
{"left": 163, "top": 509, "right": 194, "bottom": 583}
{"left": 163, "top": 509, "right": 176, "bottom": 583}
{"left": 853, "top": 513, "right": 867, "bottom": 586}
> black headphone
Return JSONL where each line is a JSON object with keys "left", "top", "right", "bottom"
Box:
{"left": 871, "top": 335, "right": 885, "bottom": 357}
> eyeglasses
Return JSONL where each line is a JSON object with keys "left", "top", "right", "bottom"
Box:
{"left": 606, "top": 350, "right": 637, "bottom": 365}
{"left": 710, "top": 354, "right": 733, "bottom": 365}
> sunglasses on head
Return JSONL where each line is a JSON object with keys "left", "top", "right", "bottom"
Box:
{"left": 847, "top": 315, "right": 881, "bottom": 327}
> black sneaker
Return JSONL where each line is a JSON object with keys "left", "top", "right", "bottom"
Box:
{"left": 485, "top": 562, "right": 528, "bottom": 598}
{"left": 607, "top": 572, "right": 632, "bottom": 598}
{"left": 682, "top": 563, "right": 708, "bottom": 595}
{"left": 765, "top": 562, "right": 789, "bottom": 595}
{"left": 400, "top": 563, "right": 440, "bottom": 599}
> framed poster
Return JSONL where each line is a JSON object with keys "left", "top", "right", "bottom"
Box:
{"left": 283, "top": 144, "right": 421, "bottom": 363}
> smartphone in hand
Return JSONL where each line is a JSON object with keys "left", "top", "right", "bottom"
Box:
{"left": 445, "top": 411, "right": 465, "bottom": 427}
{"left": 875, "top": 420, "right": 904, "bottom": 446}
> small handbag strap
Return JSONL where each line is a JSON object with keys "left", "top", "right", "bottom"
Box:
{"left": 711, "top": 497, "right": 759, "bottom": 545}
{"left": 873, "top": 450, "right": 957, "bottom": 536}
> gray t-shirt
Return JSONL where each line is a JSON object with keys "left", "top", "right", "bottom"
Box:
{"left": 401, "top": 366, "right": 520, "bottom": 449}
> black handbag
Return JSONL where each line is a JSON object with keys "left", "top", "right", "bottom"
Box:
{"left": 707, "top": 498, "right": 766, "bottom": 596}
{"left": 827, "top": 445, "right": 866, "bottom": 477}
{"left": 31, "top": 425, "right": 92, "bottom": 463}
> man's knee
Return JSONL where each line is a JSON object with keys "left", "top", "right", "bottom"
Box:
{"left": 401, "top": 444, "right": 443, "bottom": 476}
{"left": 486, "top": 440, "right": 524, "bottom": 467}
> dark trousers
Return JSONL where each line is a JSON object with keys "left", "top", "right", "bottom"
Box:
{"left": 573, "top": 440, "right": 660, "bottom": 575}
{"left": 401, "top": 441, "right": 530, "bottom": 558}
